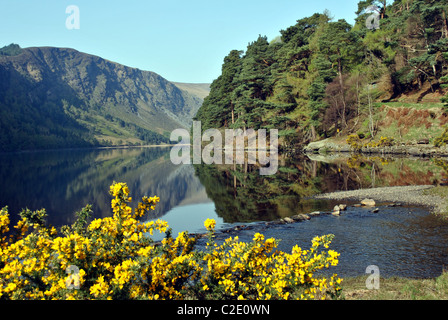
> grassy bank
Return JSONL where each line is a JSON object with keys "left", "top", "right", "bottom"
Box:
{"left": 309, "top": 102, "right": 448, "bottom": 151}
{"left": 341, "top": 272, "right": 448, "bottom": 300}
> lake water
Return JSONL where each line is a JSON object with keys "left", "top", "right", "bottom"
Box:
{"left": 2, "top": 147, "right": 448, "bottom": 279}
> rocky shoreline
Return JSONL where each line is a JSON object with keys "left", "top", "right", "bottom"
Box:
{"left": 313, "top": 185, "right": 447, "bottom": 215}
{"left": 197, "top": 185, "right": 447, "bottom": 240}
{"left": 303, "top": 138, "right": 448, "bottom": 158}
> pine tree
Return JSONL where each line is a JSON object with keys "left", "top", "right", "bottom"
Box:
{"left": 232, "top": 35, "right": 274, "bottom": 130}
{"left": 442, "top": 72, "right": 448, "bottom": 109}
{"left": 194, "top": 50, "right": 242, "bottom": 130}
{"left": 317, "top": 19, "right": 364, "bottom": 127}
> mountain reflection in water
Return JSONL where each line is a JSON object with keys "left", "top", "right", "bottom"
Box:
{"left": 0, "top": 147, "right": 209, "bottom": 227}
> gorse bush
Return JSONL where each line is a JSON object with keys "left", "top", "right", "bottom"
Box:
{"left": 0, "top": 182, "right": 342, "bottom": 300}
{"left": 434, "top": 128, "right": 448, "bottom": 148}
{"left": 346, "top": 134, "right": 363, "bottom": 151}
{"left": 365, "top": 136, "right": 395, "bottom": 148}
{"left": 347, "top": 135, "right": 395, "bottom": 152}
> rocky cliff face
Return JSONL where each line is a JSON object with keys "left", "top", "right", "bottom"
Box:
{"left": 0, "top": 46, "right": 208, "bottom": 151}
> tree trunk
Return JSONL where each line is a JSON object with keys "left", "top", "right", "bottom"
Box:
{"left": 443, "top": 10, "right": 448, "bottom": 39}
{"left": 310, "top": 125, "right": 316, "bottom": 141}
{"left": 367, "top": 84, "right": 375, "bottom": 139}
{"left": 381, "top": 0, "right": 387, "bottom": 19}
{"left": 312, "top": 161, "right": 317, "bottom": 178}
{"left": 233, "top": 163, "right": 237, "bottom": 198}
{"left": 337, "top": 55, "right": 347, "bottom": 128}
{"left": 356, "top": 74, "right": 361, "bottom": 120}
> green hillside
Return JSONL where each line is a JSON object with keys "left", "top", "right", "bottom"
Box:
{"left": 194, "top": 0, "right": 448, "bottom": 148}
{"left": 0, "top": 45, "right": 207, "bottom": 152}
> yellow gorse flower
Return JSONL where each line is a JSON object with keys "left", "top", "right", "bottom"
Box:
{"left": 204, "top": 219, "right": 216, "bottom": 232}
{"left": 0, "top": 182, "right": 342, "bottom": 300}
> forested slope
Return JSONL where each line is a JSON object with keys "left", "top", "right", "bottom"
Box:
{"left": 194, "top": 0, "right": 448, "bottom": 147}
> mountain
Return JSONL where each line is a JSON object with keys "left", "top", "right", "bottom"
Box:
{"left": 172, "top": 82, "right": 211, "bottom": 100}
{"left": 0, "top": 44, "right": 209, "bottom": 152}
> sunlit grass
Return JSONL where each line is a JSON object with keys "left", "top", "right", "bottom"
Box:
{"left": 342, "top": 272, "right": 448, "bottom": 300}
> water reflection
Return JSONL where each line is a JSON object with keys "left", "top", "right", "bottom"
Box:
{"left": 0, "top": 147, "right": 210, "bottom": 227}
{"left": 2, "top": 149, "right": 447, "bottom": 228}
{"left": 193, "top": 152, "right": 447, "bottom": 224}
{"left": 190, "top": 153, "right": 448, "bottom": 278}
{"left": 2, "top": 148, "right": 448, "bottom": 278}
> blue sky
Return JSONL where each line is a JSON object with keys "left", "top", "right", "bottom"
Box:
{"left": 0, "top": 0, "right": 360, "bottom": 83}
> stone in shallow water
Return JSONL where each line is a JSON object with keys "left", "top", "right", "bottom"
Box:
{"left": 333, "top": 205, "right": 341, "bottom": 214}
{"left": 282, "top": 217, "right": 295, "bottom": 224}
{"left": 290, "top": 214, "right": 311, "bottom": 221}
{"left": 361, "top": 199, "right": 376, "bottom": 207}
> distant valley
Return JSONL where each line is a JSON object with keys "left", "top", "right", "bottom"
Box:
{"left": 0, "top": 44, "right": 209, "bottom": 152}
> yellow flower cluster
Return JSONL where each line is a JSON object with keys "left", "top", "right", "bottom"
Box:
{"left": 198, "top": 228, "right": 342, "bottom": 300}
{"left": 204, "top": 218, "right": 216, "bottom": 232}
{"left": 366, "top": 136, "right": 395, "bottom": 148}
{"left": 0, "top": 207, "right": 10, "bottom": 247}
{"left": 347, "top": 134, "right": 395, "bottom": 152}
{"left": 0, "top": 182, "right": 342, "bottom": 300}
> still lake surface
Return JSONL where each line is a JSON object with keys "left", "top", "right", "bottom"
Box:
{"left": 1, "top": 147, "right": 448, "bottom": 278}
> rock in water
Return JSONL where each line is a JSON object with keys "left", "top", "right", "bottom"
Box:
{"left": 291, "top": 214, "right": 311, "bottom": 221}
{"left": 332, "top": 206, "right": 341, "bottom": 216}
{"left": 283, "top": 217, "right": 295, "bottom": 224}
{"left": 361, "top": 199, "right": 376, "bottom": 207}
{"left": 338, "top": 204, "right": 347, "bottom": 211}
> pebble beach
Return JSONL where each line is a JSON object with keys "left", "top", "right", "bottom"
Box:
{"left": 313, "top": 185, "right": 448, "bottom": 215}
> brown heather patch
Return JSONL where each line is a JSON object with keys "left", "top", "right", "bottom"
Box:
{"left": 379, "top": 169, "right": 436, "bottom": 187}
{"left": 400, "top": 107, "right": 410, "bottom": 117}
{"left": 439, "top": 113, "right": 448, "bottom": 126}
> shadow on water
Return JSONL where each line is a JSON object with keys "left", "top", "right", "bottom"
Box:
{"left": 2, "top": 148, "right": 448, "bottom": 278}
